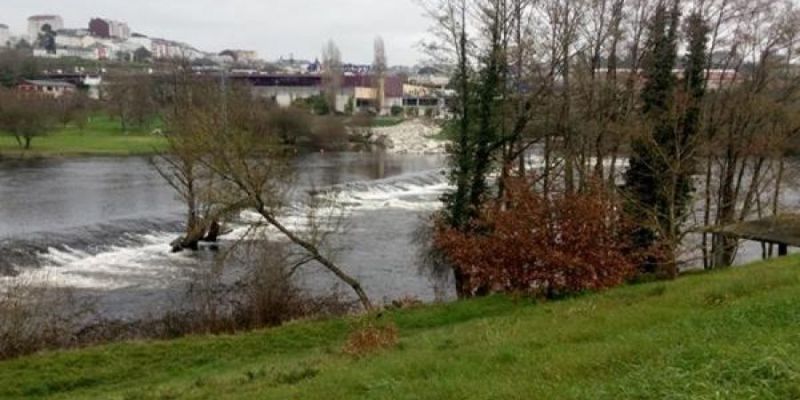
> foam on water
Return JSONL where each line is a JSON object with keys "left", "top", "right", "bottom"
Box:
{"left": 2, "top": 167, "right": 453, "bottom": 293}
{"left": 5, "top": 232, "right": 197, "bottom": 290}
{"left": 331, "top": 169, "right": 449, "bottom": 211}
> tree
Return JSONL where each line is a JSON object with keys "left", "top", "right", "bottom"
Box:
{"left": 57, "top": 91, "right": 91, "bottom": 129}
{"left": 14, "top": 39, "right": 32, "bottom": 51}
{"left": 699, "top": 0, "right": 800, "bottom": 268}
{"left": 435, "top": 179, "right": 639, "bottom": 298}
{"left": 623, "top": 1, "right": 689, "bottom": 277}
{"left": 372, "top": 36, "right": 388, "bottom": 113}
{"left": 156, "top": 65, "right": 373, "bottom": 311}
{"left": 133, "top": 47, "right": 152, "bottom": 63}
{"left": 321, "top": 40, "right": 343, "bottom": 114}
{"left": 0, "top": 89, "right": 57, "bottom": 149}
{"left": 106, "top": 73, "right": 158, "bottom": 132}
{"left": 0, "top": 50, "right": 38, "bottom": 88}
{"left": 37, "top": 24, "right": 57, "bottom": 54}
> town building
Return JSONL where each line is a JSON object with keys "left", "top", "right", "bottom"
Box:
{"left": 28, "top": 15, "right": 63, "bottom": 41}
{"left": 0, "top": 24, "right": 10, "bottom": 47}
{"left": 221, "top": 49, "right": 259, "bottom": 64}
{"left": 34, "top": 42, "right": 112, "bottom": 61}
{"left": 55, "top": 29, "right": 93, "bottom": 48}
{"left": 151, "top": 38, "right": 201, "bottom": 60}
{"left": 245, "top": 74, "right": 449, "bottom": 116}
{"left": 16, "top": 79, "right": 76, "bottom": 98}
{"left": 89, "top": 18, "right": 131, "bottom": 40}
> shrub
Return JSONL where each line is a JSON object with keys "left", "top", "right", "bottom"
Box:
{"left": 310, "top": 116, "right": 349, "bottom": 150}
{"left": 434, "top": 179, "right": 641, "bottom": 298}
{"left": 342, "top": 322, "right": 399, "bottom": 357}
{"left": 0, "top": 279, "right": 94, "bottom": 360}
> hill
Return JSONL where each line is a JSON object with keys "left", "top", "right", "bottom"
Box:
{"left": 2, "top": 256, "right": 800, "bottom": 399}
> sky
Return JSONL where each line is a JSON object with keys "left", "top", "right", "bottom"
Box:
{"left": 2, "top": 0, "right": 431, "bottom": 65}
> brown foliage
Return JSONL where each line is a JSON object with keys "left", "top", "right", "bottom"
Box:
{"left": 342, "top": 322, "right": 399, "bottom": 357}
{"left": 434, "top": 179, "right": 641, "bottom": 298}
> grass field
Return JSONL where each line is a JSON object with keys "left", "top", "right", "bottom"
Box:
{"left": 2, "top": 256, "right": 800, "bottom": 399}
{"left": 0, "top": 116, "right": 167, "bottom": 157}
{"left": 371, "top": 116, "right": 407, "bottom": 127}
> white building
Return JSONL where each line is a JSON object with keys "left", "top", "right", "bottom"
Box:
{"left": 34, "top": 42, "right": 112, "bottom": 61}
{"left": 55, "top": 29, "right": 91, "bottom": 48}
{"left": 28, "top": 15, "right": 63, "bottom": 41}
{"left": 151, "top": 38, "right": 201, "bottom": 60}
{"left": 109, "top": 20, "right": 130, "bottom": 40}
{"left": 129, "top": 34, "right": 152, "bottom": 53}
{"left": 0, "top": 24, "right": 10, "bottom": 47}
{"left": 0, "top": 24, "right": 12, "bottom": 47}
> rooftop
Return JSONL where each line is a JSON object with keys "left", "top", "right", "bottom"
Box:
{"left": 22, "top": 80, "right": 77, "bottom": 89}
{"left": 28, "top": 15, "right": 61, "bottom": 21}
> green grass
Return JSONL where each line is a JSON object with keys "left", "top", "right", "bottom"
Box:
{"left": 0, "top": 115, "right": 167, "bottom": 157}
{"left": 3, "top": 256, "right": 800, "bottom": 399}
{"left": 371, "top": 116, "right": 406, "bottom": 127}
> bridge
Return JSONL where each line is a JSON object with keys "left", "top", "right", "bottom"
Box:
{"left": 717, "top": 214, "right": 800, "bottom": 257}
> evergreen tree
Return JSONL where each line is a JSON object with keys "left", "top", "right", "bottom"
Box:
{"left": 624, "top": 1, "right": 683, "bottom": 275}
{"left": 442, "top": 1, "right": 475, "bottom": 231}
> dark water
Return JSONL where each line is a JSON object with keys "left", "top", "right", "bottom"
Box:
{"left": 0, "top": 153, "right": 451, "bottom": 319}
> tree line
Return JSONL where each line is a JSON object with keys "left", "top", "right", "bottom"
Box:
{"left": 422, "top": 0, "right": 800, "bottom": 298}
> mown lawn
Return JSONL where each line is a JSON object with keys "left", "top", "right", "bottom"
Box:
{"left": 2, "top": 256, "right": 800, "bottom": 399}
{"left": 0, "top": 115, "right": 167, "bottom": 157}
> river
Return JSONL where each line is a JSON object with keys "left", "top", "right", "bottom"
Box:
{"left": 0, "top": 153, "right": 452, "bottom": 320}
{"left": 1, "top": 153, "right": 797, "bottom": 320}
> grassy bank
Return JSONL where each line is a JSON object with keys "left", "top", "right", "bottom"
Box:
{"left": 2, "top": 256, "right": 800, "bottom": 399}
{"left": 0, "top": 116, "right": 167, "bottom": 157}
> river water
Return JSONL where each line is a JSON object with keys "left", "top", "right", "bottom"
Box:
{"left": 0, "top": 153, "right": 452, "bottom": 320}
{"left": 1, "top": 153, "right": 797, "bottom": 320}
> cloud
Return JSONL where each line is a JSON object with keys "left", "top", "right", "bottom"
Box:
{"left": 2, "top": 0, "right": 429, "bottom": 64}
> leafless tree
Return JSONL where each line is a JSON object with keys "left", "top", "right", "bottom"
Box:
{"left": 373, "top": 36, "right": 388, "bottom": 113}
{"left": 322, "top": 40, "right": 343, "bottom": 113}
{"left": 155, "top": 67, "right": 373, "bottom": 310}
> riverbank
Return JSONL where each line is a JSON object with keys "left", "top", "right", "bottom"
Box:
{"left": 374, "top": 119, "right": 446, "bottom": 154}
{"left": 0, "top": 116, "right": 167, "bottom": 157}
{"left": 3, "top": 255, "right": 799, "bottom": 399}
{"left": 0, "top": 116, "right": 434, "bottom": 158}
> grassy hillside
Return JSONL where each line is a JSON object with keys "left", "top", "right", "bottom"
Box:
{"left": 0, "top": 116, "right": 167, "bottom": 157}
{"left": 2, "top": 256, "right": 800, "bottom": 399}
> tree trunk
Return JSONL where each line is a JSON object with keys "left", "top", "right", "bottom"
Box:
{"left": 258, "top": 206, "right": 373, "bottom": 312}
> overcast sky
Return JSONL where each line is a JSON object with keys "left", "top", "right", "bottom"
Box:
{"left": 2, "top": 0, "right": 431, "bottom": 65}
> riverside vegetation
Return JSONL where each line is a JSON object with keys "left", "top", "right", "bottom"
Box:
{"left": 1, "top": 256, "right": 800, "bottom": 399}
{"left": 2, "top": 0, "right": 800, "bottom": 397}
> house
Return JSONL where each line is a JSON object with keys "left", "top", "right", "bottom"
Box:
{"left": 89, "top": 18, "right": 131, "bottom": 40}
{"left": 28, "top": 15, "right": 63, "bottom": 41}
{"left": 17, "top": 80, "right": 76, "bottom": 98}
{"left": 55, "top": 29, "right": 91, "bottom": 48}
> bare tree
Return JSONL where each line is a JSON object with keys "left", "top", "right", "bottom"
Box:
{"left": 322, "top": 40, "right": 343, "bottom": 114}
{"left": 373, "top": 36, "right": 388, "bottom": 114}
{"left": 105, "top": 72, "right": 157, "bottom": 132}
{"left": 0, "top": 89, "right": 58, "bottom": 149}
{"left": 156, "top": 69, "right": 373, "bottom": 310}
